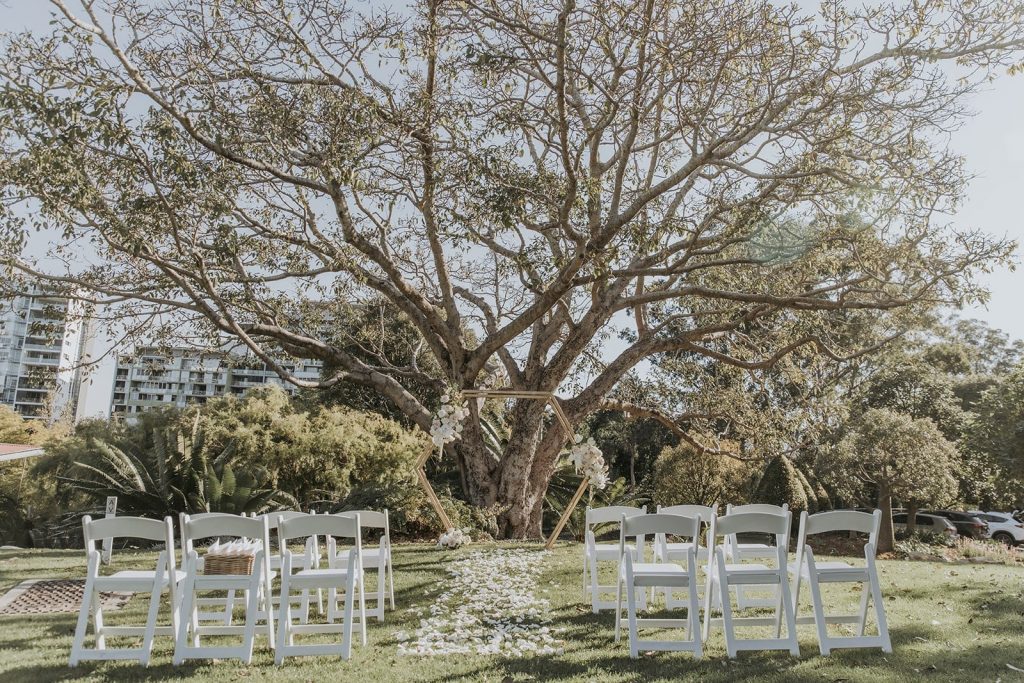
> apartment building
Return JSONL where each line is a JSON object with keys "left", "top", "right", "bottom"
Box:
{"left": 109, "top": 346, "right": 323, "bottom": 416}
{"left": 0, "top": 287, "right": 86, "bottom": 420}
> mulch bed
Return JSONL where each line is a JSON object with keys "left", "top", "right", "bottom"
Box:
{"left": 0, "top": 579, "right": 131, "bottom": 616}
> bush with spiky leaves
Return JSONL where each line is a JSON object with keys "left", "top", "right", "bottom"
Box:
{"left": 47, "top": 413, "right": 295, "bottom": 518}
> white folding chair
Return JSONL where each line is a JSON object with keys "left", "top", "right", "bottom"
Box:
{"left": 276, "top": 513, "right": 366, "bottom": 663}
{"left": 615, "top": 513, "right": 703, "bottom": 659}
{"left": 70, "top": 515, "right": 183, "bottom": 666}
{"left": 178, "top": 512, "right": 247, "bottom": 625}
{"left": 330, "top": 510, "right": 394, "bottom": 622}
{"left": 703, "top": 511, "right": 799, "bottom": 659}
{"left": 583, "top": 505, "right": 646, "bottom": 612}
{"left": 790, "top": 509, "right": 892, "bottom": 655}
{"left": 257, "top": 510, "right": 323, "bottom": 621}
{"left": 173, "top": 514, "right": 275, "bottom": 665}
{"left": 725, "top": 503, "right": 789, "bottom": 608}
{"left": 654, "top": 504, "right": 717, "bottom": 606}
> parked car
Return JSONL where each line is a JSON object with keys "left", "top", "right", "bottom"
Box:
{"left": 921, "top": 510, "right": 989, "bottom": 539}
{"left": 892, "top": 512, "right": 957, "bottom": 537}
{"left": 969, "top": 511, "right": 1024, "bottom": 546}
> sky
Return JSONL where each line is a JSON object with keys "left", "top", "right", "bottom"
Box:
{"left": 2, "top": 0, "right": 1023, "bottom": 353}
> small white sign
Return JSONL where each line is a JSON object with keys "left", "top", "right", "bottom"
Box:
{"left": 101, "top": 496, "right": 117, "bottom": 564}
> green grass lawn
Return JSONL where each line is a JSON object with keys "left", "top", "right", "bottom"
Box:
{"left": 1, "top": 543, "right": 1022, "bottom": 682}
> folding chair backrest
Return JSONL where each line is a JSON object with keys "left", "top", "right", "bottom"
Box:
{"left": 586, "top": 505, "right": 646, "bottom": 528}
{"left": 184, "top": 513, "right": 268, "bottom": 552}
{"left": 657, "top": 504, "right": 718, "bottom": 523}
{"left": 797, "top": 509, "right": 881, "bottom": 559}
{"left": 338, "top": 509, "right": 388, "bottom": 529}
{"left": 259, "top": 510, "right": 308, "bottom": 526}
{"left": 726, "top": 503, "right": 789, "bottom": 515}
{"left": 280, "top": 513, "right": 361, "bottom": 546}
{"left": 804, "top": 510, "right": 879, "bottom": 537}
{"left": 622, "top": 512, "right": 700, "bottom": 541}
{"left": 83, "top": 515, "right": 171, "bottom": 548}
{"left": 714, "top": 511, "right": 790, "bottom": 540}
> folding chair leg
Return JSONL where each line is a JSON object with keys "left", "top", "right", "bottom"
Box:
{"left": 300, "top": 589, "right": 311, "bottom": 625}
{"left": 173, "top": 568, "right": 197, "bottom": 665}
{"left": 140, "top": 578, "right": 163, "bottom": 666}
{"left": 625, "top": 566, "right": 639, "bottom": 658}
{"left": 701, "top": 572, "right": 714, "bottom": 642}
{"left": 717, "top": 567, "right": 737, "bottom": 659}
{"left": 341, "top": 575, "right": 355, "bottom": 660}
{"left": 582, "top": 553, "right": 588, "bottom": 600}
{"left": 386, "top": 554, "right": 395, "bottom": 610}
{"left": 687, "top": 563, "right": 703, "bottom": 660}
{"left": 93, "top": 599, "right": 106, "bottom": 650}
{"left": 240, "top": 572, "right": 260, "bottom": 665}
{"left": 590, "top": 557, "right": 601, "bottom": 613}
{"left": 773, "top": 582, "right": 784, "bottom": 639}
{"left": 357, "top": 574, "right": 367, "bottom": 646}
{"left": 376, "top": 565, "right": 386, "bottom": 621}
{"left": 69, "top": 570, "right": 97, "bottom": 666}
{"left": 856, "top": 583, "right": 870, "bottom": 637}
{"left": 223, "top": 589, "right": 236, "bottom": 625}
{"left": 868, "top": 558, "right": 892, "bottom": 653}
{"left": 614, "top": 573, "right": 624, "bottom": 643}
{"left": 808, "top": 570, "right": 830, "bottom": 655}
{"left": 778, "top": 573, "right": 800, "bottom": 656}
{"left": 275, "top": 573, "right": 291, "bottom": 665}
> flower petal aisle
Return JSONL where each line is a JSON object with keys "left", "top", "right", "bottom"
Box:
{"left": 397, "top": 549, "right": 565, "bottom": 657}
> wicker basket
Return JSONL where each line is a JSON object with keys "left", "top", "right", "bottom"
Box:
{"left": 203, "top": 552, "right": 255, "bottom": 576}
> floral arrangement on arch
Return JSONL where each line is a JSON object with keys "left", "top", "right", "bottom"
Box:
{"left": 431, "top": 390, "right": 469, "bottom": 447}
{"left": 568, "top": 436, "right": 609, "bottom": 489}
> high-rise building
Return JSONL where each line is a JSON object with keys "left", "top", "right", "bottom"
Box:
{"left": 109, "top": 346, "right": 323, "bottom": 417}
{"left": 0, "top": 287, "right": 86, "bottom": 420}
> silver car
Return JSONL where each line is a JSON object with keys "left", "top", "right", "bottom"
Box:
{"left": 892, "top": 512, "right": 957, "bottom": 537}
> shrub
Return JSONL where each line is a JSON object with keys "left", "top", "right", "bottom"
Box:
{"left": 192, "top": 386, "right": 423, "bottom": 509}
{"left": 753, "top": 455, "right": 809, "bottom": 513}
{"left": 651, "top": 444, "right": 726, "bottom": 508}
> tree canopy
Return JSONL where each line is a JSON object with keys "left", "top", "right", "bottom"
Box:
{"left": 3, "top": 0, "right": 1024, "bottom": 536}
{"left": 820, "top": 407, "right": 959, "bottom": 550}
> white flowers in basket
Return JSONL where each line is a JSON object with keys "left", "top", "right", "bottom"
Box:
{"left": 430, "top": 391, "right": 469, "bottom": 447}
{"left": 568, "top": 436, "right": 609, "bottom": 489}
{"left": 437, "top": 527, "right": 472, "bottom": 549}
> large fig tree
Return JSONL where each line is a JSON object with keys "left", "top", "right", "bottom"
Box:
{"left": 2, "top": 0, "right": 1022, "bottom": 536}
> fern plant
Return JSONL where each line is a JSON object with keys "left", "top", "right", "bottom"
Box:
{"left": 58, "top": 415, "right": 294, "bottom": 517}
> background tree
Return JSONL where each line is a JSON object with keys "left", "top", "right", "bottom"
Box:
{"left": 964, "top": 364, "right": 1024, "bottom": 509}
{"left": 818, "top": 408, "right": 959, "bottom": 551}
{"left": 3, "top": 0, "right": 1023, "bottom": 537}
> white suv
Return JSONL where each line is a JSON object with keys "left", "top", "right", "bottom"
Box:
{"left": 969, "top": 511, "right": 1024, "bottom": 546}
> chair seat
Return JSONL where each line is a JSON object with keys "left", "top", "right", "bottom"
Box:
{"left": 630, "top": 562, "right": 692, "bottom": 587}
{"left": 95, "top": 569, "right": 186, "bottom": 591}
{"left": 788, "top": 560, "right": 867, "bottom": 582}
{"left": 713, "top": 563, "right": 782, "bottom": 585}
{"left": 290, "top": 568, "right": 351, "bottom": 589}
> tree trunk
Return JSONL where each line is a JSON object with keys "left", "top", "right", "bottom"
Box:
{"left": 906, "top": 502, "right": 918, "bottom": 535}
{"left": 877, "top": 480, "right": 895, "bottom": 553}
{"left": 629, "top": 442, "right": 637, "bottom": 488}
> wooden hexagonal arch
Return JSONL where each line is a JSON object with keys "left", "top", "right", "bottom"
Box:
{"left": 415, "top": 389, "right": 589, "bottom": 549}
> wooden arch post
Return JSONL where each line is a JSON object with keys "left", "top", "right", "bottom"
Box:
{"left": 415, "top": 389, "right": 590, "bottom": 549}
